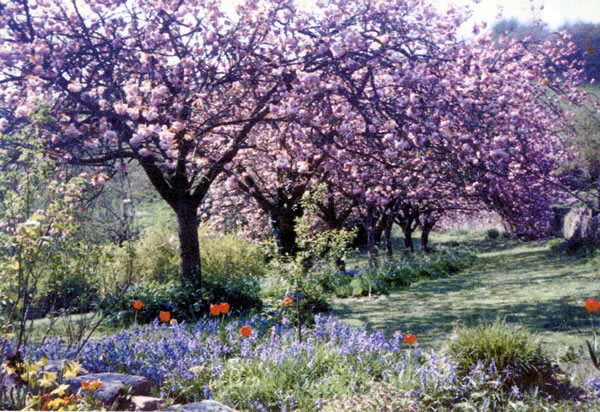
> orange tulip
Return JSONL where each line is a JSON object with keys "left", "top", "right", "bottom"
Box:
{"left": 404, "top": 334, "right": 416, "bottom": 345}
{"left": 283, "top": 296, "right": 294, "bottom": 307}
{"left": 219, "top": 302, "right": 230, "bottom": 314}
{"left": 159, "top": 311, "right": 171, "bottom": 323}
{"left": 586, "top": 298, "right": 600, "bottom": 313}
{"left": 210, "top": 304, "right": 220, "bottom": 316}
{"left": 132, "top": 300, "right": 143, "bottom": 310}
{"left": 240, "top": 326, "right": 252, "bottom": 338}
{"left": 81, "top": 380, "right": 102, "bottom": 392}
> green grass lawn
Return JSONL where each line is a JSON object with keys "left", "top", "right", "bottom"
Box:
{"left": 331, "top": 231, "right": 600, "bottom": 383}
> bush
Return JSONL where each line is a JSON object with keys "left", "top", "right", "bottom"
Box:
{"left": 447, "top": 320, "right": 556, "bottom": 393}
{"left": 199, "top": 230, "right": 266, "bottom": 277}
{"left": 107, "top": 223, "right": 266, "bottom": 287}
{"left": 487, "top": 228, "right": 500, "bottom": 239}
{"left": 332, "top": 248, "right": 476, "bottom": 297}
{"left": 107, "top": 276, "right": 262, "bottom": 325}
{"left": 27, "top": 242, "right": 106, "bottom": 319}
{"left": 98, "top": 225, "right": 265, "bottom": 324}
{"left": 548, "top": 237, "right": 597, "bottom": 258}
{"left": 34, "top": 273, "right": 99, "bottom": 318}
{"left": 133, "top": 223, "right": 180, "bottom": 282}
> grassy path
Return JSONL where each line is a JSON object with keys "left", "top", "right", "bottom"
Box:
{"left": 330, "top": 236, "right": 600, "bottom": 357}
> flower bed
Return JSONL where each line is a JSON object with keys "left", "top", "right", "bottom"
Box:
{"left": 9, "top": 313, "right": 596, "bottom": 411}
{"left": 25, "top": 315, "right": 419, "bottom": 409}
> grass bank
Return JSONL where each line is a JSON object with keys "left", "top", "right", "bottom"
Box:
{"left": 331, "top": 232, "right": 600, "bottom": 368}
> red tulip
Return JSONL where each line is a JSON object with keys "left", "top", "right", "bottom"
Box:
{"left": 240, "top": 326, "right": 252, "bottom": 338}
{"left": 586, "top": 298, "right": 600, "bottom": 313}
{"left": 404, "top": 334, "right": 416, "bottom": 345}
{"left": 219, "top": 302, "right": 230, "bottom": 314}
{"left": 210, "top": 304, "right": 220, "bottom": 316}
{"left": 132, "top": 300, "right": 143, "bottom": 310}
{"left": 159, "top": 311, "right": 171, "bottom": 323}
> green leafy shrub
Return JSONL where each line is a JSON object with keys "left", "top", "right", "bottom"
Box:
{"left": 128, "top": 223, "right": 267, "bottom": 285}
{"left": 549, "top": 238, "right": 597, "bottom": 258}
{"left": 264, "top": 185, "right": 355, "bottom": 340}
{"left": 447, "top": 320, "right": 556, "bottom": 393}
{"left": 132, "top": 223, "right": 180, "bottom": 282}
{"left": 199, "top": 228, "right": 266, "bottom": 280}
{"left": 99, "top": 225, "right": 265, "bottom": 323}
{"left": 107, "top": 275, "right": 262, "bottom": 325}
{"left": 332, "top": 248, "right": 476, "bottom": 297}
{"left": 32, "top": 242, "right": 105, "bottom": 318}
{"left": 487, "top": 228, "right": 500, "bottom": 239}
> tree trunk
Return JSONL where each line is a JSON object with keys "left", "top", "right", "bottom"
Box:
{"left": 384, "top": 221, "right": 393, "bottom": 257}
{"left": 366, "top": 224, "right": 378, "bottom": 263}
{"left": 269, "top": 205, "right": 301, "bottom": 256}
{"left": 401, "top": 225, "right": 414, "bottom": 253}
{"left": 373, "top": 225, "right": 383, "bottom": 250}
{"left": 175, "top": 201, "right": 201, "bottom": 288}
{"left": 421, "top": 222, "right": 434, "bottom": 252}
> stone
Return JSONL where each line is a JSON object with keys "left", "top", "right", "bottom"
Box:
{"left": 563, "top": 207, "right": 600, "bottom": 244}
{"left": 68, "top": 373, "right": 151, "bottom": 406}
{"left": 132, "top": 395, "right": 164, "bottom": 411}
{"left": 168, "top": 400, "right": 237, "bottom": 411}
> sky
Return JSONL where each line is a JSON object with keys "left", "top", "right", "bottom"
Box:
{"left": 439, "top": 0, "right": 600, "bottom": 37}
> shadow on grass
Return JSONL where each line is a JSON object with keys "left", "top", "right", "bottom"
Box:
{"left": 433, "top": 236, "right": 522, "bottom": 254}
{"left": 332, "top": 296, "right": 591, "bottom": 345}
{"left": 331, "top": 239, "right": 600, "bottom": 351}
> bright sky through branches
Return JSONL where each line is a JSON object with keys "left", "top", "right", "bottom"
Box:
{"left": 435, "top": 0, "right": 600, "bottom": 37}
{"left": 220, "top": 0, "right": 599, "bottom": 37}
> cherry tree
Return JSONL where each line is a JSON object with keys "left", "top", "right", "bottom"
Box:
{"left": 1, "top": 0, "right": 593, "bottom": 287}
{"left": 206, "top": 0, "right": 472, "bottom": 256}
{"left": 0, "top": 0, "right": 302, "bottom": 285}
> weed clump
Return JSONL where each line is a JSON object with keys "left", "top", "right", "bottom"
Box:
{"left": 448, "top": 320, "right": 556, "bottom": 393}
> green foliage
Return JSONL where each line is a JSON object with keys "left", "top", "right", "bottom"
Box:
{"left": 199, "top": 227, "right": 266, "bottom": 297}
{"left": 130, "top": 223, "right": 180, "bottom": 283}
{"left": 264, "top": 185, "right": 355, "bottom": 337}
{"left": 332, "top": 248, "right": 476, "bottom": 297}
{"left": 549, "top": 238, "right": 597, "bottom": 258}
{"left": 98, "top": 224, "right": 265, "bottom": 324}
{"left": 32, "top": 242, "right": 104, "bottom": 318}
{"left": 0, "top": 127, "right": 92, "bottom": 349}
{"left": 108, "top": 273, "right": 262, "bottom": 325}
{"left": 212, "top": 342, "right": 388, "bottom": 411}
{"left": 125, "top": 222, "right": 267, "bottom": 286}
{"left": 487, "top": 228, "right": 500, "bottom": 239}
{"left": 447, "top": 320, "right": 556, "bottom": 393}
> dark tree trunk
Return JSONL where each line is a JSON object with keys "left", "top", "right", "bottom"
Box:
{"left": 269, "top": 204, "right": 302, "bottom": 256}
{"left": 384, "top": 220, "right": 393, "bottom": 257}
{"left": 366, "top": 225, "right": 378, "bottom": 260}
{"left": 363, "top": 206, "right": 380, "bottom": 263}
{"left": 175, "top": 201, "right": 201, "bottom": 288}
{"left": 352, "top": 224, "right": 369, "bottom": 249}
{"left": 421, "top": 222, "right": 435, "bottom": 252}
{"left": 373, "top": 225, "right": 383, "bottom": 250}
{"left": 401, "top": 224, "right": 414, "bottom": 253}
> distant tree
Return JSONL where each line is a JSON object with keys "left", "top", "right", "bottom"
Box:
{"left": 493, "top": 19, "right": 600, "bottom": 82}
